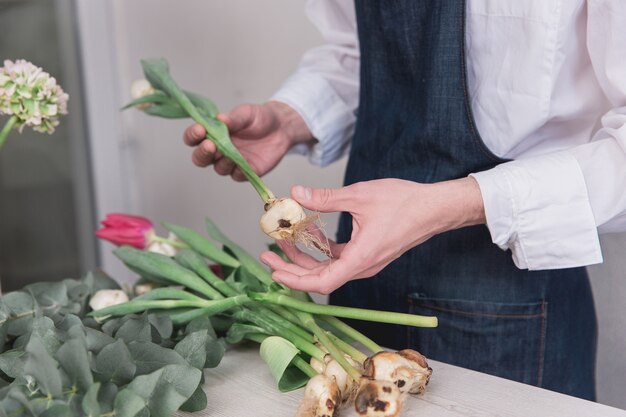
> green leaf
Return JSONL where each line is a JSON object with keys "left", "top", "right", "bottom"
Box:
{"left": 143, "top": 103, "right": 189, "bottom": 118}
{"left": 147, "top": 314, "right": 173, "bottom": 340}
{"left": 55, "top": 338, "right": 93, "bottom": 392}
{"left": 96, "top": 382, "right": 118, "bottom": 414}
{"left": 174, "top": 331, "right": 208, "bottom": 369}
{"left": 127, "top": 341, "right": 187, "bottom": 375}
{"left": 85, "top": 327, "right": 116, "bottom": 353}
{"left": 226, "top": 323, "right": 267, "bottom": 344}
{"left": 24, "top": 281, "right": 68, "bottom": 309}
{"left": 14, "top": 316, "right": 59, "bottom": 354}
{"left": 0, "top": 350, "right": 25, "bottom": 379}
{"left": 122, "top": 91, "right": 172, "bottom": 110}
{"left": 204, "top": 338, "right": 225, "bottom": 368}
{"left": 186, "top": 91, "right": 218, "bottom": 118}
{"left": 39, "top": 403, "right": 72, "bottom": 417}
{"left": 81, "top": 383, "right": 101, "bottom": 417}
{"left": 205, "top": 218, "right": 273, "bottom": 286}
{"left": 179, "top": 384, "right": 207, "bottom": 412}
{"left": 23, "top": 336, "right": 63, "bottom": 397}
{"left": 259, "top": 336, "right": 308, "bottom": 392}
{"left": 113, "top": 388, "right": 146, "bottom": 417}
{"left": 115, "top": 316, "right": 152, "bottom": 343}
{"left": 95, "top": 339, "right": 136, "bottom": 385}
{"left": 113, "top": 246, "right": 220, "bottom": 299}
{"left": 126, "top": 363, "right": 201, "bottom": 417}
{"left": 133, "top": 288, "right": 204, "bottom": 302}
{"left": 185, "top": 316, "right": 217, "bottom": 339}
{"left": 163, "top": 223, "right": 240, "bottom": 269}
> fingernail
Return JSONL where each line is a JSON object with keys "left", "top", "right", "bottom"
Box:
{"left": 293, "top": 185, "right": 312, "bottom": 201}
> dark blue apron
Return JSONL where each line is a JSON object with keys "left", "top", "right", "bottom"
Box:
{"left": 330, "top": 0, "right": 597, "bottom": 400}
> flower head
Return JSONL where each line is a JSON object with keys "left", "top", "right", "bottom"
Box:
{"left": 0, "top": 59, "right": 69, "bottom": 134}
{"left": 95, "top": 213, "right": 155, "bottom": 249}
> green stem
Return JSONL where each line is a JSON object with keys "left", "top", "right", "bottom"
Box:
{"left": 295, "top": 311, "right": 362, "bottom": 380}
{"left": 318, "top": 315, "right": 383, "bottom": 354}
{"left": 144, "top": 60, "right": 274, "bottom": 202}
{"left": 232, "top": 309, "right": 324, "bottom": 360}
{"left": 0, "top": 115, "right": 18, "bottom": 152}
{"left": 325, "top": 331, "right": 367, "bottom": 364}
{"left": 89, "top": 295, "right": 249, "bottom": 318}
{"left": 250, "top": 292, "right": 438, "bottom": 328}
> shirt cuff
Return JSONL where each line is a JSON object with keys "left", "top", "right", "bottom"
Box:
{"left": 470, "top": 152, "right": 603, "bottom": 270}
{"left": 271, "top": 72, "right": 355, "bottom": 166}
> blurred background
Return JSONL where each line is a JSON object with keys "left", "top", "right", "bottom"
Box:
{"left": 0, "top": 0, "right": 624, "bottom": 409}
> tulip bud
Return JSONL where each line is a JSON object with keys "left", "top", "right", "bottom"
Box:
{"left": 95, "top": 213, "right": 155, "bottom": 249}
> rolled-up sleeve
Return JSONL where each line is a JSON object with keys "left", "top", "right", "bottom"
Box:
{"left": 471, "top": 0, "right": 626, "bottom": 270}
{"left": 271, "top": 0, "right": 360, "bottom": 166}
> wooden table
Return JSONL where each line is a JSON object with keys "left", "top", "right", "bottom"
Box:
{"left": 177, "top": 345, "right": 626, "bottom": 417}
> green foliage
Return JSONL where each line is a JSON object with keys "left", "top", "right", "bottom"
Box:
{"left": 0, "top": 273, "right": 223, "bottom": 417}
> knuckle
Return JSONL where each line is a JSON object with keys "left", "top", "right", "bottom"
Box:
{"left": 317, "top": 188, "right": 333, "bottom": 209}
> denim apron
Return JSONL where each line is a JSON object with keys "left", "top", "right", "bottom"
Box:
{"left": 330, "top": 1, "right": 597, "bottom": 400}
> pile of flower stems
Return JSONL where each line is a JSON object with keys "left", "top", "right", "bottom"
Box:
{"left": 91, "top": 220, "right": 437, "bottom": 385}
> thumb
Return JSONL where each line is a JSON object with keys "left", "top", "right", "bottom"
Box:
{"left": 217, "top": 104, "right": 256, "bottom": 133}
{"left": 291, "top": 185, "right": 357, "bottom": 213}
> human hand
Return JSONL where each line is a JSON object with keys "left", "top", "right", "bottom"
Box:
{"left": 183, "top": 101, "right": 314, "bottom": 180}
{"left": 259, "top": 177, "right": 486, "bottom": 294}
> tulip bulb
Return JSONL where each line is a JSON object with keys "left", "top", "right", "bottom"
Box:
{"left": 362, "top": 350, "right": 432, "bottom": 395}
{"left": 354, "top": 379, "right": 405, "bottom": 417}
{"left": 296, "top": 374, "right": 341, "bottom": 417}
{"left": 260, "top": 198, "right": 330, "bottom": 256}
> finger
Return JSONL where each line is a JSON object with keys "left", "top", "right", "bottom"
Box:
{"left": 217, "top": 104, "right": 256, "bottom": 133}
{"left": 260, "top": 251, "right": 317, "bottom": 276}
{"left": 231, "top": 167, "right": 247, "bottom": 182}
{"left": 291, "top": 184, "right": 360, "bottom": 213}
{"left": 183, "top": 124, "right": 206, "bottom": 146}
{"left": 272, "top": 258, "right": 354, "bottom": 295}
{"left": 276, "top": 240, "right": 323, "bottom": 269}
{"left": 191, "top": 141, "right": 217, "bottom": 167}
{"left": 214, "top": 156, "right": 236, "bottom": 176}
{"left": 304, "top": 224, "right": 345, "bottom": 258}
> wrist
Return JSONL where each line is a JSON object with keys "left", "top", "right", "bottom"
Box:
{"left": 266, "top": 100, "right": 315, "bottom": 147}
{"left": 433, "top": 177, "right": 486, "bottom": 233}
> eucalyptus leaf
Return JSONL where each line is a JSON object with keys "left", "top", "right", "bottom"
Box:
{"left": 115, "top": 316, "right": 152, "bottom": 343}
{"left": 147, "top": 314, "right": 173, "bottom": 340}
{"left": 81, "top": 382, "right": 101, "bottom": 417}
{"left": 0, "top": 350, "right": 25, "bottom": 379}
{"left": 24, "top": 281, "right": 68, "bottom": 309}
{"left": 113, "top": 388, "right": 146, "bottom": 417}
{"left": 23, "top": 336, "right": 62, "bottom": 397}
{"left": 174, "top": 330, "right": 208, "bottom": 369}
{"left": 85, "top": 327, "right": 115, "bottom": 353}
{"left": 126, "top": 364, "right": 201, "bottom": 417}
{"left": 95, "top": 339, "right": 135, "bottom": 385}
{"left": 204, "top": 338, "right": 225, "bottom": 368}
{"left": 127, "top": 341, "right": 187, "bottom": 375}
{"left": 56, "top": 338, "right": 93, "bottom": 392}
{"left": 179, "top": 384, "right": 207, "bottom": 412}
{"left": 185, "top": 316, "right": 217, "bottom": 339}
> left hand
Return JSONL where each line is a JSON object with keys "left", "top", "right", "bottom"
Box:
{"left": 259, "top": 177, "right": 486, "bottom": 294}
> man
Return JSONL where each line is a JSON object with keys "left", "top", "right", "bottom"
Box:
{"left": 183, "top": 1, "right": 626, "bottom": 400}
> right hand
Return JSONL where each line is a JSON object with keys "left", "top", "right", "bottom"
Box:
{"left": 183, "top": 101, "right": 314, "bottom": 181}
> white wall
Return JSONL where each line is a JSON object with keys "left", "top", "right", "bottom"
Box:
{"left": 76, "top": 0, "right": 625, "bottom": 409}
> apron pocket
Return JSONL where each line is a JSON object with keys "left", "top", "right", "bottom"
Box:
{"left": 407, "top": 295, "right": 547, "bottom": 386}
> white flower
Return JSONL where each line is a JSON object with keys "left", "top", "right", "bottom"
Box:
{"left": 130, "top": 79, "right": 155, "bottom": 110}
{"left": 146, "top": 232, "right": 181, "bottom": 257}
{"left": 0, "top": 59, "right": 69, "bottom": 134}
{"left": 89, "top": 289, "right": 129, "bottom": 311}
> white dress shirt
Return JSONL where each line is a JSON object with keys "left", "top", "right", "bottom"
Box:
{"left": 272, "top": 0, "right": 626, "bottom": 271}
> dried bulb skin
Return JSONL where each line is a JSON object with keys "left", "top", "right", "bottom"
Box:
{"left": 296, "top": 374, "right": 341, "bottom": 417}
{"left": 363, "top": 350, "right": 432, "bottom": 395}
{"left": 260, "top": 198, "right": 306, "bottom": 240}
{"left": 354, "top": 379, "right": 405, "bottom": 417}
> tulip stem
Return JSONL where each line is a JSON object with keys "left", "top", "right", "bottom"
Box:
{"left": 0, "top": 116, "right": 18, "bottom": 152}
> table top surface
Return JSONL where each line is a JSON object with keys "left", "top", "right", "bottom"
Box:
{"left": 176, "top": 345, "right": 626, "bottom": 417}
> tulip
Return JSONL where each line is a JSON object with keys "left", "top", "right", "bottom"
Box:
{"left": 95, "top": 213, "right": 155, "bottom": 249}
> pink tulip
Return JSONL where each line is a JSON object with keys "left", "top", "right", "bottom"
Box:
{"left": 95, "top": 213, "right": 155, "bottom": 249}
